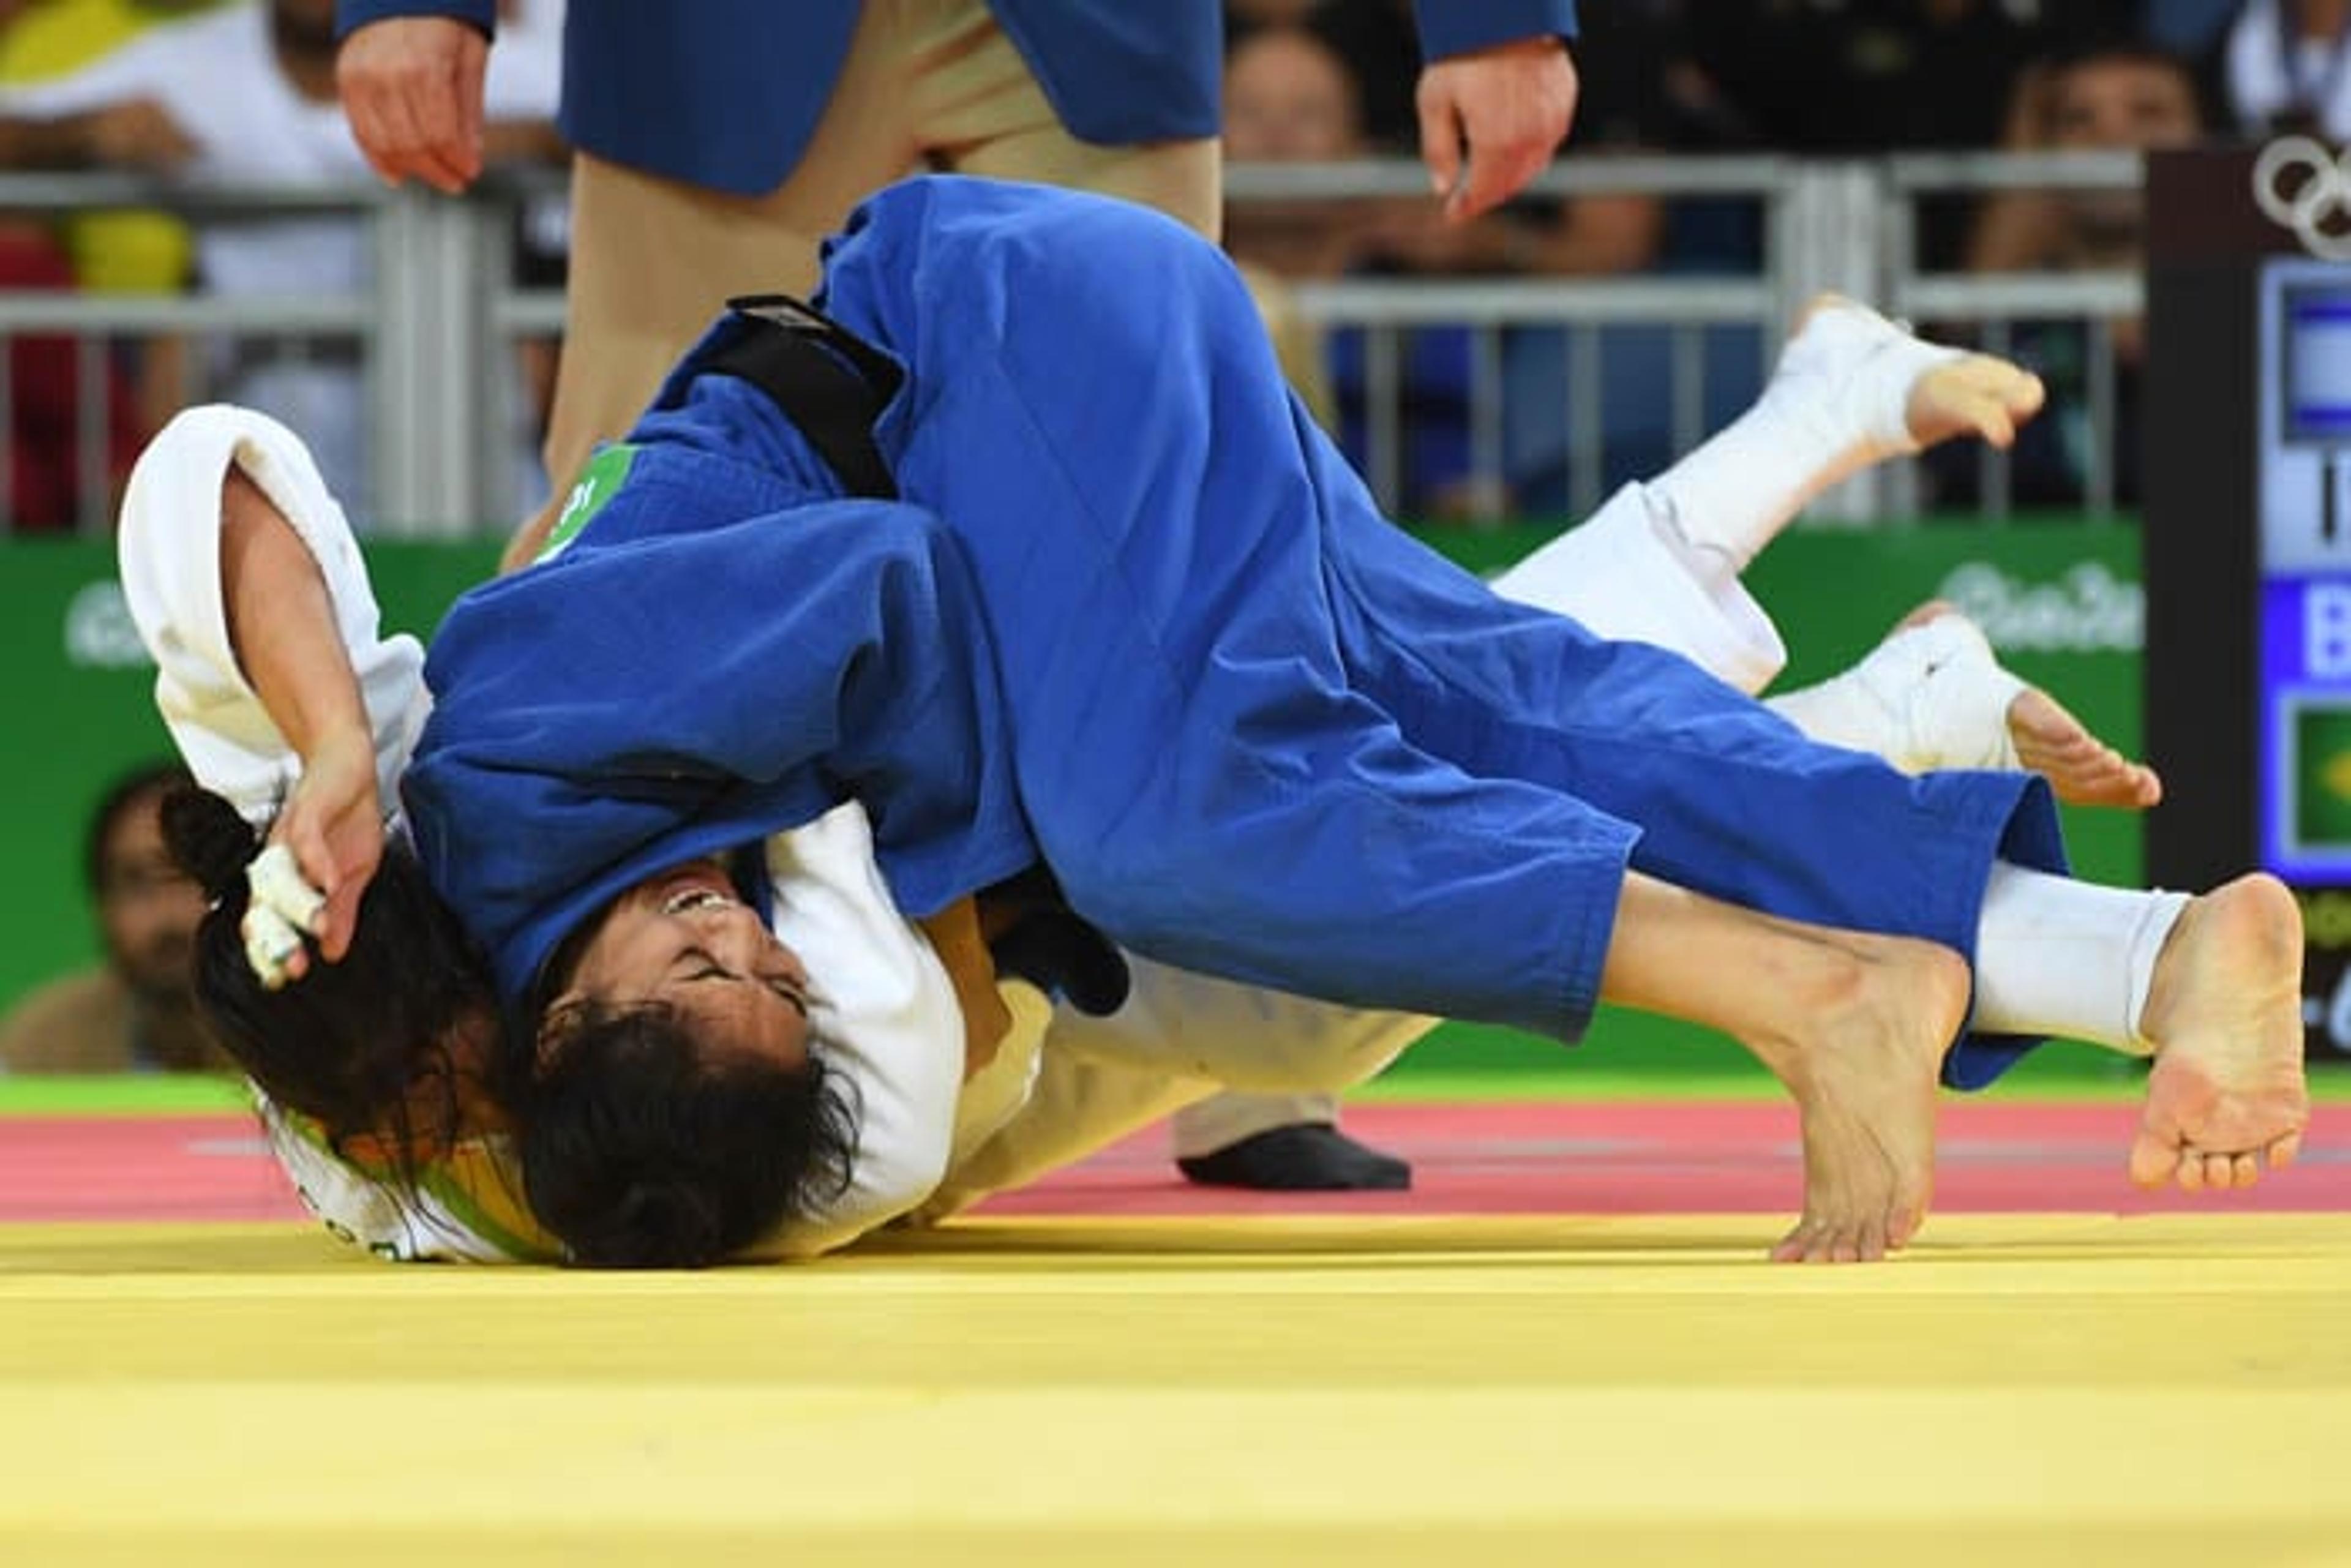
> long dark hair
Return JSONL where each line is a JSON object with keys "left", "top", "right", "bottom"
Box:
{"left": 510, "top": 998, "right": 860, "bottom": 1268}
{"left": 160, "top": 784, "right": 499, "bottom": 1176}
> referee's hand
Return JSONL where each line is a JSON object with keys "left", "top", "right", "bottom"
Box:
{"left": 1415, "top": 37, "right": 1579, "bottom": 225}
{"left": 336, "top": 15, "right": 488, "bottom": 195}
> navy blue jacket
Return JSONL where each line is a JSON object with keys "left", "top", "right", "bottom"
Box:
{"left": 337, "top": 0, "right": 1578, "bottom": 196}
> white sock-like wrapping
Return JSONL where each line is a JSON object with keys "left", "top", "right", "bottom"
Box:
{"left": 1764, "top": 613, "right": 2027, "bottom": 771}
{"left": 1649, "top": 300, "right": 1962, "bottom": 574}
{"left": 1971, "top": 862, "right": 2189, "bottom": 1055}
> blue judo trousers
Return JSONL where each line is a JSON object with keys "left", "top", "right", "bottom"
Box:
{"left": 407, "top": 176, "right": 2066, "bottom": 1089}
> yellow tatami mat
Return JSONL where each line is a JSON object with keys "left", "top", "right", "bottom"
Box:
{"left": 1, "top": 1213, "right": 2347, "bottom": 1567}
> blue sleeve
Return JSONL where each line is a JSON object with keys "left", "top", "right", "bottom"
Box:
{"left": 405, "top": 497, "right": 1029, "bottom": 1001}
{"left": 1412, "top": 0, "right": 1577, "bottom": 59}
{"left": 336, "top": 0, "right": 495, "bottom": 42}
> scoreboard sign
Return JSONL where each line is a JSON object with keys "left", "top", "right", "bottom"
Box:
{"left": 2259, "top": 263, "right": 2351, "bottom": 888}
{"left": 2147, "top": 151, "right": 2350, "bottom": 1059}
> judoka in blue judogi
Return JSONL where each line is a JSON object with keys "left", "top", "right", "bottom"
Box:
{"left": 407, "top": 175, "right": 2069, "bottom": 1075}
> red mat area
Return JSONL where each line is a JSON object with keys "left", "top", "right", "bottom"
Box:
{"left": 2, "top": 1101, "right": 2344, "bottom": 1225}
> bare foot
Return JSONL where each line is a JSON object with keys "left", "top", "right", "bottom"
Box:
{"left": 2131, "top": 873, "right": 2309, "bottom": 1192}
{"left": 1779, "top": 602, "right": 2163, "bottom": 808}
{"left": 1780, "top": 293, "right": 2047, "bottom": 461}
{"left": 1895, "top": 601, "right": 2160, "bottom": 806}
{"left": 1905, "top": 353, "right": 2046, "bottom": 452}
{"left": 2004, "top": 685, "right": 2163, "bottom": 809}
{"left": 1745, "top": 931, "right": 1969, "bottom": 1263}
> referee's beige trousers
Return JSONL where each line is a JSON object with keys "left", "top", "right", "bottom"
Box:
{"left": 535, "top": 0, "right": 1221, "bottom": 558}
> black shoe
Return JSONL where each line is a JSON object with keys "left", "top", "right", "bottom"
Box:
{"left": 1176, "top": 1122, "right": 1412, "bottom": 1191}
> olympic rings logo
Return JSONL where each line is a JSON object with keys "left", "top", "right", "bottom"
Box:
{"left": 2254, "top": 135, "right": 2351, "bottom": 261}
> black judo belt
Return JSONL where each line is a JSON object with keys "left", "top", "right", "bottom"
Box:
{"left": 688, "top": 293, "right": 906, "bottom": 500}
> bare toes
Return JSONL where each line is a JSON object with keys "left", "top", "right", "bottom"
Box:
{"left": 1897, "top": 599, "right": 1958, "bottom": 632}
{"left": 1772, "top": 1219, "right": 1810, "bottom": 1263}
{"left": 2006, "top": 688, "right": 2162, "bottom": 809}
{"left": 1910, "top": 359, "right": 2046, "bottom": 450}
{"left": 2129, "top": 1128, "right": 2181, "bottom": 1190}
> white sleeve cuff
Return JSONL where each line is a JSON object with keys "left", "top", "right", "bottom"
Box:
{"left": 117, "top": 404, "right": 429, "bottom": 823}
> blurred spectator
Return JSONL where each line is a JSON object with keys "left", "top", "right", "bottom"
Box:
{"left": 1500, "top": 4, "right": 1772, "bottom": 514}
{"left": 0, "top": 763, "right": 229, "bottom": 1073}
{"left": 1226, "top": 12, "right": 1690, "bottom": 517}
{"left": 1689, "top": 0, "right": 2071, "bottom": 271}
{"left": 1224, "top": 19, "right": 1484, "bottom": 511}
{"left": 0, "top": 0, "right": 216, "bottom": 300}
{"left": 1971, "top": 36, "right": 2207, "bottom": 277}
{"left": 1231, "top": 6, "right": 1682, "bottom": 285}
{"left": 0, "top": 0, "right": 210, "bottom": 506}
{"left": 0, "top": 216, "right": 144, "bottom": 527}
{"left": 1693, "top": 1, "right": 2063, "bottom": 154}
{"left": 2224, "top": 0, "right": 2351, "bottom": 140}
{"left": 0, "top": 0, "right": 561, "bottom": 522}
{"left": 1955, "top": 36, "right": 2207, "bottom": 507}
{"left": 1232, "top": 0, "right": 1421, "bottom": 150}
{"left": 1220, "top": 21, "right": 1352, "bottom": 426}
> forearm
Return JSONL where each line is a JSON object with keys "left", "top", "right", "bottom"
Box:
{"left": 0, "top": 113, "right": 106, "bottom": 168}
{"left": 218, "top": 468, "right": 369, "bottom": 756}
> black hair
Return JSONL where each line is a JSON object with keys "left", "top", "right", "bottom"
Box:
{"left": 85, "top": 760, "right": 193, "bottom": 895}
{"left": 159, "top": 783, "right": 499, "bottom": 1176}
{"left": 510, "top": 999, "right": 859, "bottom": 1269}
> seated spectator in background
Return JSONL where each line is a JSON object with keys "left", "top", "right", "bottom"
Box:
{"left": 0, "top": 761, "right": 229, "bottom": 1073}
{"left": 0, "top": 0, "right": 563, "bottom": 523}
{"left": 1690, "top": 0, "right": 2067, "bottom": 271}
{"left": 1220, "top": 18, "right": 1357, "bottom": 427}
{"left": 1224, "top": 13, "right": 1678, "bottom": 519}
{"left": 1491, "top": 3, "right": 1770, "bottom": 517}
{"left": 0, "top": 0, "right": 216, "bottom": 457}
{"left": 1224, "top": 18, "right": 1475, "bottom": 510}
{"left": 1956, "top": 36, "right": 2207, "bottom": 509}
{"left": 0, "top": 217, "right": 144, "bottom": 528}
{"left": 2225, "top": 0, "right": 2351, "bottom": 139}
{"left": 1692, "top": 0, "right": 2061, "bottom": 154}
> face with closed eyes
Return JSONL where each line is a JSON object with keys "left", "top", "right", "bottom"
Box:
{"left": 550, "top": 860, "right": 814, "bottom": 1068}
